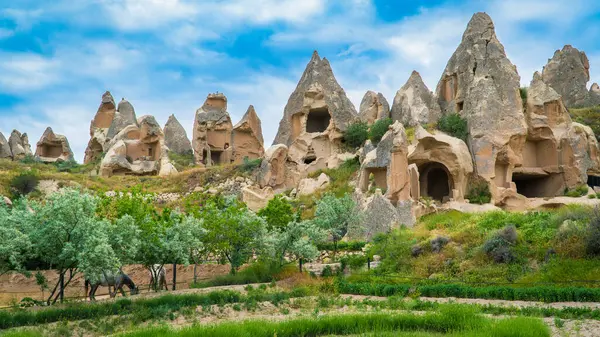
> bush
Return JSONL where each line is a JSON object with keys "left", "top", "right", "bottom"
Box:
{"left": 368, "top": 118, "right": 393, "bottom": 144}
{"left": 10, "top": 171, "right": 39, "bottom": 197}
{"left": 570, "top": 106, "right": 600, "bottom": 142}
{"left": 344, "top": 121, "right": 369, "bottom": 148}
{"left": 430, "top": 236, "right": 450, "bottom": 253}
{"left": 19, "top": 155, "right": 38, "bottom": 164}
{"left": 190, "top": 262, "right": 283, "bottom": 288}
{"left": 564, "top": 185, "right": 589, "bottom": 197}
{"left": 240, "top": 157, "right": 262, "bottom": 173}
{"left": 54, "top": 159, "right": 80, "bottom": 173}
{"left": 586, "top": 209, "right": 600, "bottom": 257}
{"left": 168, "top": 151, "right": 195, "bottom": 171}
{"left": 437, "top": 113, "right": 468, "bottom": 141}
{"left": 483, "top": 225, "right": 517, "bottom": 263}
{"left": 317, "top": 241, "right": 366, "bottom": 252}
{"left": 257, "top": 195, "right": 294, "bottom": 231}
{"left": 465, "top": 180, "right": 491, "bottom": 204}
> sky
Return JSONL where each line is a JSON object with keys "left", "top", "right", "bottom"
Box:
{"left": 1, "top": 0, "right": 600, "bottom": 163}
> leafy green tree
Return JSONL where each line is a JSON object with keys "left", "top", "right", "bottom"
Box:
{"left": 271, "top": 220, "right": 326, "bottom": 271}
{"left": 368, "top": 118, "right": 393, "bottom": 144}
{"left": 28, "top": 189, "right": 119, "bottom": 304}
{"left": 202, "top": 198, "right": 268, "bottom": 274}
{"left": 344, "top": 121, "right": 369, "bottom": 148}
{"left": 258, "top": 195, "right": 294, "bottom": 231}
{"left": 311, "top": 193, "right": 363, "bottom": 259}
{"left": 10, "top": 171, "right": 39, "bottom": 198}
{"left": 0, "top": 199, "right": 34, "bottom": 276}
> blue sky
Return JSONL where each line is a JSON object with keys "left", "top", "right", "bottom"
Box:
{"left": 1, "top": 0, "right": 600, "bottom": 162}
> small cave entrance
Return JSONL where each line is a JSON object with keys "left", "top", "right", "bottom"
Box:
{"left": 87, "top": 139, "right": 103, "bottom": 163}
{"left": 211, "top": 150, "right": 223, "bottom": 166}
{"left": 512, "top": 173, "right": 562, "bottom": 198}
{"left": 588, "top": 175, "right": 600, "bottom": 188}
{"left": 419, "top": 162, "right": 453, "bottom": 202}
{"left": 39, "top": 144, "right": 62, "bottom": 158}
{"left": 306, "top": 107, "right": 331, "bottom": 133}
{"left": 202, "top": 149, "right": 208, "bottom": 165}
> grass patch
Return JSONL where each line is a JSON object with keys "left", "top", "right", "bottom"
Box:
{"left": 117, "top": 305, "right": 549, "bottom": 337}
{"left": 190, "top": 262, "right": 294, "bottom": 288}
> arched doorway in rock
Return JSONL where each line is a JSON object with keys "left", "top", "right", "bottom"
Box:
{"left": 418, "top": 162, "right": 453, "bottom": 202}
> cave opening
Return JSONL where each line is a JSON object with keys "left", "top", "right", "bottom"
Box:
{"left": 306, "top": 107, "right": 331, "bottom": 133}
{"left": 419, "top": 162, "right": 452, "bottom": 202}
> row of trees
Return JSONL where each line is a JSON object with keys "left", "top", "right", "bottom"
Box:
{"left": 0, "top": 189, "right": 363, "bottom": 304}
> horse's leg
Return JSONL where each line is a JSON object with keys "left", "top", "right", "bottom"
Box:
{"left": 90, "top": 285, "right": 97, "bottom": 301}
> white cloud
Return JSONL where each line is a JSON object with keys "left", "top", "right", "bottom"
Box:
{"left": 0, "top": 53, "right": 60, "bottom": 92}
{"left": 0, "top": 28, "right": 14, "bottom": 39}
{"left": 101, "top": 0, "right": 198, "bottom": 31}
{"left": 220, "top": 0, "right": 326, "bottom": 24}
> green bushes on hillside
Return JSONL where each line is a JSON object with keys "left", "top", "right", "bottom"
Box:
{"left": 570, "top": 106, "right": 600, "bottom": 141}
{"left": 344, "top": 121, "right": 369, "bottom": 148}
{"left": 437, "top": 113, "right": 468, "bottom": 141}
{"left": 368, "top": 118, "right": 393, "bottom": 144}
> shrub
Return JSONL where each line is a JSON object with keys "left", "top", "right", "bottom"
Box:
{"left": 19, "top": 155, "right": 38, "bottom": 164}
{"left": 482, "top": 225, "right": 517, "bottom": 263}
{"left": 54, "top": 159, "right": 80, "bottom": 173}
{"left": 257, "top": 195, "right": 294, "bottom": 231}
{"left": 520, "top": 87, "right": 528, "bottom": 108}
{"left": 344, "top": 121, "right": 369, "bottom": 148}
{"left": 465, "top": 180, "right": 491, "bottom": 204}
{"left": 368, "top": 118, "right": 393, "bottom": 144}
{"left": 10, "top": 171, "right": 39, "bottom": 197}
{"left": 437, "top": 112, "right": 468, "bottom": 141}
{"left": 430, "top": 236, "right": 450, "bottom": 253}
{"left": 240, "top": 157, "right": 262, "bottom": 173}
{"left": 570, "top": 106, "right": 600, "bottom": 142}
{"left": 167, "top": 151, "right": 195, "bottom": 171}
{"left": 586, "top": 209, "right": 600, "bottom": 257}
{"left": 564, "top": 185, "right": 589, "bottom": 197}
{"left": 190, "top": 262, "right": 283, "bottom": 288}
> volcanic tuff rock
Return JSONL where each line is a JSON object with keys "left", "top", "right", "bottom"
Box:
{"left": 192, "top": 93, "right": 233, "bottom": 166}
{"left": 435, "top": 12, "right": 527, "bottom": 199}
{"left": 8, "top": 130, "right": 32, "bottom": 159}
{"left": 359, "top": 91, "right": 390, "bottom": 124}
{"left": 273, "top": 51, "right": 357, "bottom": 147}
{"left": 297, "top": 173, "right": 330, "bottom": 196}
{"left": 541, "top": 45, "right": 600, "bottom": 108}
{"left": 84, "top": 91, "right": 117, "bottom": 164}
{"left": 257, "top": 144, "right": 289, "bottom": 190}
{"left": 408, "top": 126, "right": 473, "bottom": 201}
{"left": 360, "top": 189, "right": 404, "bottom": 240}
{"left": 358, "top": 121, "right": 410, "bottom": 202}
{"left": 522, "top": 72, "right": 600, "bottom": 195}
{"left": 35, "top": 127, "right": 74, "bottom": 163}
{"left": 107, "top": 98, "right": 138, "bottom": 139}
{"left": 391, "top": 71, "right": 441, "bottom": 127}
{"left": 100, "top": 115, "right": 177, "bottom": 177}
{"left": 0, "top": 132, "right": 11, "bottom": 159}
{"left": 232, "top": 105, "right": 265, "bottom": 164}
{"left": 164, "top": 114, "right": 192, "bottom": 155}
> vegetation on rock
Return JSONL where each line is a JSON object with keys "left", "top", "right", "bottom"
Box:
{"left": 437, "top": 113, "right": 468, "bottom": 141}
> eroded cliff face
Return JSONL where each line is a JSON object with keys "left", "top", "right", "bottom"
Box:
{"left": 542, "top": 45, "right": 600, "bottom": 108}
{"left": 164, "top": 114, "right": 193, "bottom": 156}
{"left": 232, "top": 105, "right": 265, "bottom": 164}
{"left": 435, "top": 12, "right": 527, "bottom": 202}
{"left": 359, "top": 91, "right": 390, "bottom": 125}
{"left": 192, "top": 93, "right": 233, "bottom": 167}
{"left": 84, "top": 91, "right": 117, "bottom": 164}
{"left": 273, "top": 51, "right": 358, "bottom": 174}
{"left": 35, "top": 127, "right": 74, "bottom": 163}
{"left": 392, "top": 71, "right": 440, "bottom": 127}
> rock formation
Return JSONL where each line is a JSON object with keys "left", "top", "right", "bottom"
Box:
{"left": 107, "top": 98, "right": 138, "bottom": 140}
{"left": 192, "top": 93, "right": 233, "bottom": 166}
{"left": 359, "top": 91, "right": 389, "bottom": 124}
{"left": 408, "top": 126, "right": 473, "bottom": 202}
{"left": 241, "top": 185, "right": 275, "bottom": 212}
{"left": 435, "top": 12, "right": 527, "bottom": 201}
{"left": 100, "top": 115, "right": 177, "bottom": 177}
{"left": 0, "top": 132, "right": 11, "bottom": 159}
{"left": 8, "top": 130, "right": 31, "bottom": 160}
{"left": 164, "top": 114, "right": 192, "bottom": 155}
{"left": 541, "top": 45, "right": 600, "bottom": 108}
{"left": 257, "top": 144, "right": 293, "bottom": 190}
{"left": 232, "top": 105, "right": 265, "bottom": 163}
{"left": 516, "top": 72, "right": 600, "bottom": 198}
{"left": 84, "top": 91, "right": 116, "bottom": 164}
{"left": 34, "top": 127, "right": 74, "bottom": 163}
{"left": 358, "top": 121, "right": 410, "bottom": 202}
{"left": 391, "top": 71, "right": 440, "bottom": 127}
{"left": 297, "top": 173, "right": 330, "bottom": 196}
{"left": 273, "top": 51, "right": 357, "bottom": 173}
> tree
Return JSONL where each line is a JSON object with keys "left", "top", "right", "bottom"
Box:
{"left": 368, "top": 118, "right": 393, "bottom": 144}
{"left": 344, "top": 121, "right": 369, "bottom": 148}
{"left": 202, "top": 198, "right": 268, "bottom": 274}
{"left": 0, "top": 199, "right": 33, "bottom": 276}
{"left": 28, "top": 189, "right": 119, "bottom": 304}
{"left": 272, "top": 219, "right": 326, "bottom": 272}
{"left": 258, "top": 195, "right": 294, "bottom": 231}
{"left": 311, "top": 193, "right": 363, "bottom": 259}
